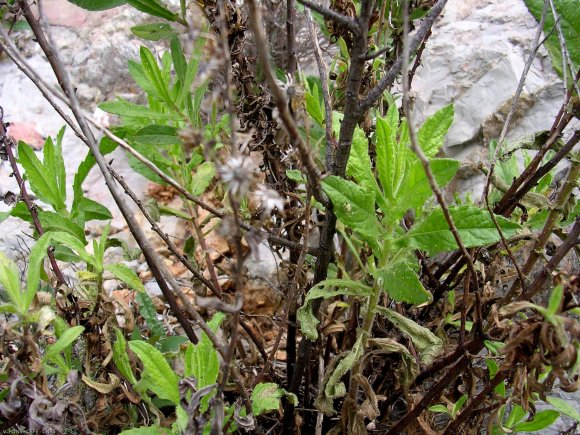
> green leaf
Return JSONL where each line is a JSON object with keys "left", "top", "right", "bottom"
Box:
{"left": 322, "top": 176, "right": 382, "bottom": 250}
{"left": 105, "top": 263, "right": 145, "bottom": 292}
{"left": 18, "top": 141, "right": 65, "bottom": 211}
{"left": 44, "top": 128, "right": 67, "bottom": 207}
{"left": 0, "top": 253, "right": 23, "bottom": 313}
{"left": 37, "top": 210, "right": 87, "bottom": 245}
{"left": 252, "top": 383, "right": 297, "bottom": 416}
{"left": 133, "top": 125, "right": 179, "bottom": 145}
{"left": 513, "top": 410, "right": 560, "bottom": 432}
{"left": 67, "top": 0, "right": 126, "bottom": 11}
{"left": 139, "top": 47, "right": 174, "bottom": 107}
{"left": 395, "top": 159, "right": 459, "bottom": 214}
{"left": 376, "top": 105, "right": 403, "bottom": 201}
{"left": 347, "top": 127, "right": 388, "bottom": 212}
{"left": 297, "top": 279, "right": 373, "bottom": 341}
{"left": 315, "top": 332, "right": 366, "bottom": 415}
{"left": 185, "top": 312, "right": 224, "bottom": 387}
{"left": 546, "top": 396, "right": 580, "bottom": 423}
{"left": 305, "top": 82, "right": 324, "bottom": 126}
{"left": 547, "top": 285, "right": 563, "bottom": 315}
{"left": 170, "top": 36, "right": 187, "bottom": 84}
{"left": 429, "top": 405, "right": 450, "bottom": 414}
{"left": 397, "top": 206, "right": 521, "bottom": 254}
{"left": 417, "top": 104, "right": 454, "bottom": 157}
{"left": 113, "top": 328, "right": 138, "bottom": 385}
{"left": 127, "top": 0, "right": 178, "bottom": 21}
{"left": 452, "top": 394, "right": 468, "bottom": 417}
{"left": 43, "top": 325, "right": 85, "bottom": 362}
{"left": 119, "top": 427, "right": 168, "bottom": 435}
{"left": 131, "top": 23, "right": 176, "bottom": 40}
{"left": 135, "top": 292, "right": 165, "bottom": 338}
{"left": 159, "top": 335, "right": 188, "bottom": 353}
{"left": 99, "top": 98, "right": 181, "bottom": 122}
{"left": 129, "top": 340, "right": 180, "bottom": 405}
{"left": 375, "top": 257, "right": 432, "bottom": 305}
{"left": 524, "top": 0, "right": 579, "bottom": 79}
{"left": 190, "top": 162, "right": 215, "bottom": 196}
{"left": 128, "top": 61, "right": 160, "bottom": 99}
{"left": 286, "top": 169, "right": 306, "bottom": 183}
{"left": 27, "top": 232, "right": 94, "bottom": 312}
{"left": 76, "top": 197, "right": 113, "bottom": 221}
{"left": 375, "top": 306, "right": 444, "bottom": 364}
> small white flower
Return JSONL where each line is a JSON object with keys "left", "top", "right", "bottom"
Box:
{"left": 254, "top": 184, "right": 284, "bottom": 216}
{"left": 219, "top": 155, "right": 257, "bottom": 198}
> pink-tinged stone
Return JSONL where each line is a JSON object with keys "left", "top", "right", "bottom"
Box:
{"left": 30, "top": 0, "right": 116, "bottom": 28}
{"left": 7, "top": 122, "right": 45, "bottom": 150}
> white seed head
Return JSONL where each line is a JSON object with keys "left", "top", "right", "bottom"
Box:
{"left": 254, "top": 184, "right": 284, "bottom": 216}
{"left": 219, "top": 155, "right": 257, "bottom": 198}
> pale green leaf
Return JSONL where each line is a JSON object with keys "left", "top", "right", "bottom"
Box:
{"left": 190, "top": 162, "right": 215, "bottom": 196}
{"left": 546, "top": 396, "right": 580, "bottom": 423}
{"left": 418, "top": 104, "right": 454, "bottom": 157}
{"left": 129, "top": 340, "right": 180, "bottom": 405}
{"left": 347, "top": 127, "right": 388, "bottom": 212}
{"left": 131, "top": 23, "right": 176, "bottom": 41}
{"left": 395, "top": 158, "right": 459, "bottom": 214}
{"left": 376, "top": 105, "right": 401, "bottom": 201}
{"left": 322, "top": 176, "right": 381, "bottom": 250}
{"left": 106, "top": 263, "right": 145, "bottom": 292}
{"left": 113, "top": 328, "right": 138, "bottom": 385}
{"left": 135, "top": 292, "right": 165, "bottom": 338}
{"left": 252, "top": 383, "right": 297, "bottom": 416}
{"left": 548, "top": 285, "right": 563, "bottom": 316}
{"left": 43, "top": 325, "right": 85, "bottom": 362}
{"left": 133, "top": 125, "right": 179, "bottom": 145}
{"left": 99, "top": 98, "right": 181, "bottom": 122}
{"left": 0, "top": 253, "right": 23, "bottom": 313}
{"left": 375, "top": 258, "right": 432, "bottom": 305}
{"left": 37, "top": 210, "right": 87, "bottom": 244}
{"left": 185, "top": 312, "right": 224, "bottom": 388}
{"left": 68, "top": 0, "right": 126, "bottom": 10}
{"left": 297, "top": 279, "right": 373, "bottom": 341}
{"left": 18, "top": 141, "right": 64, "bottom": 211}
{"left": 315, "top": 332, "right": 366, "bottom": 415}
{"left": 513, "top": 410, "right": 559, "bottom": 432}
{"left": 127, "top": 0, "right": 178, "bottom": 21}
{"left": 376, "top": 306, "right": 444, "bottom": 364}
{"left": 397, "top": 206, "right": 521, "bottom": 254}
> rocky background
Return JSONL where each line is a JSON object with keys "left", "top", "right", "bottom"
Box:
{"left": 0, "top": 0, "right": 578, "bottom": 431}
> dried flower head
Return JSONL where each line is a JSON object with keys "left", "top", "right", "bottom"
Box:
{"left": 253, "top": 184, "right": 284, "bottom": 217}
{"left": 219, "top": 155, "right": 257, "bottom": 198}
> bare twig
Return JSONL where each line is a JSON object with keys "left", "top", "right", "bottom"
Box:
{"left": 483, "top": 0, "right": 548, "bottom": 206}
{"left": 360, "top": 0, "right": 449, "bottom": 114}
{"left": 18, "top": 0, "right": 200, "bottom": 344}
{"left": 305, "top": 9, "right": 335, "bottom": 171}
{"left": 0, "top": 29, "right": 310, "bottom": 256}
{"left": 248, "top": 0, "right": 327, "bottom": 207}
{"left": 400, "top": 0, "right": 479, "bottom": 342}
{"left": 0, "top": 113, "right": 66, "bottom": 287}
{"left": 548, "top": 0, "right": 580, "bottom": 96}
{"left": 297, "top": 0, "right": 359, "bottom": 35}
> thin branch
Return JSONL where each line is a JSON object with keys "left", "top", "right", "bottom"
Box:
{"left": 520, "top": 216, "right": 580, "bottom": 301}
{"left": 248, "top": 0, "right": 328, "bottom": 207}
{"left": 386, "top": 355, "right": 469, "bottom": 434}
{"left": 400, "top": 0, "right": 479, "bottom": 342}
{"left": 0, "top": 115, "right": 66, "bottom": 287}
{"left": 287, "top": 0, "right": 297, "bottom": 75}
{"left": 305, "top": 9, "right": 335, "bottom": 171}
{"left": 483, "top": 0, "right": 548, "bottom": 206}
{"left": 18, "top": 0, "right": 200, "bottom": 344}
{"left": 297, "top": 0, "right": 359, "bottom": 35}
{"left": 360, "top": 44, "right": 391, "bottom": 61}
{"left": 360, "top": 0, "right": 449, "bottom": 114}
{"left": 548, "top": 0, "right": 580, "bottom": 97}
{"left": 0, "top": 30, "right": 311, "bottom": 255}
